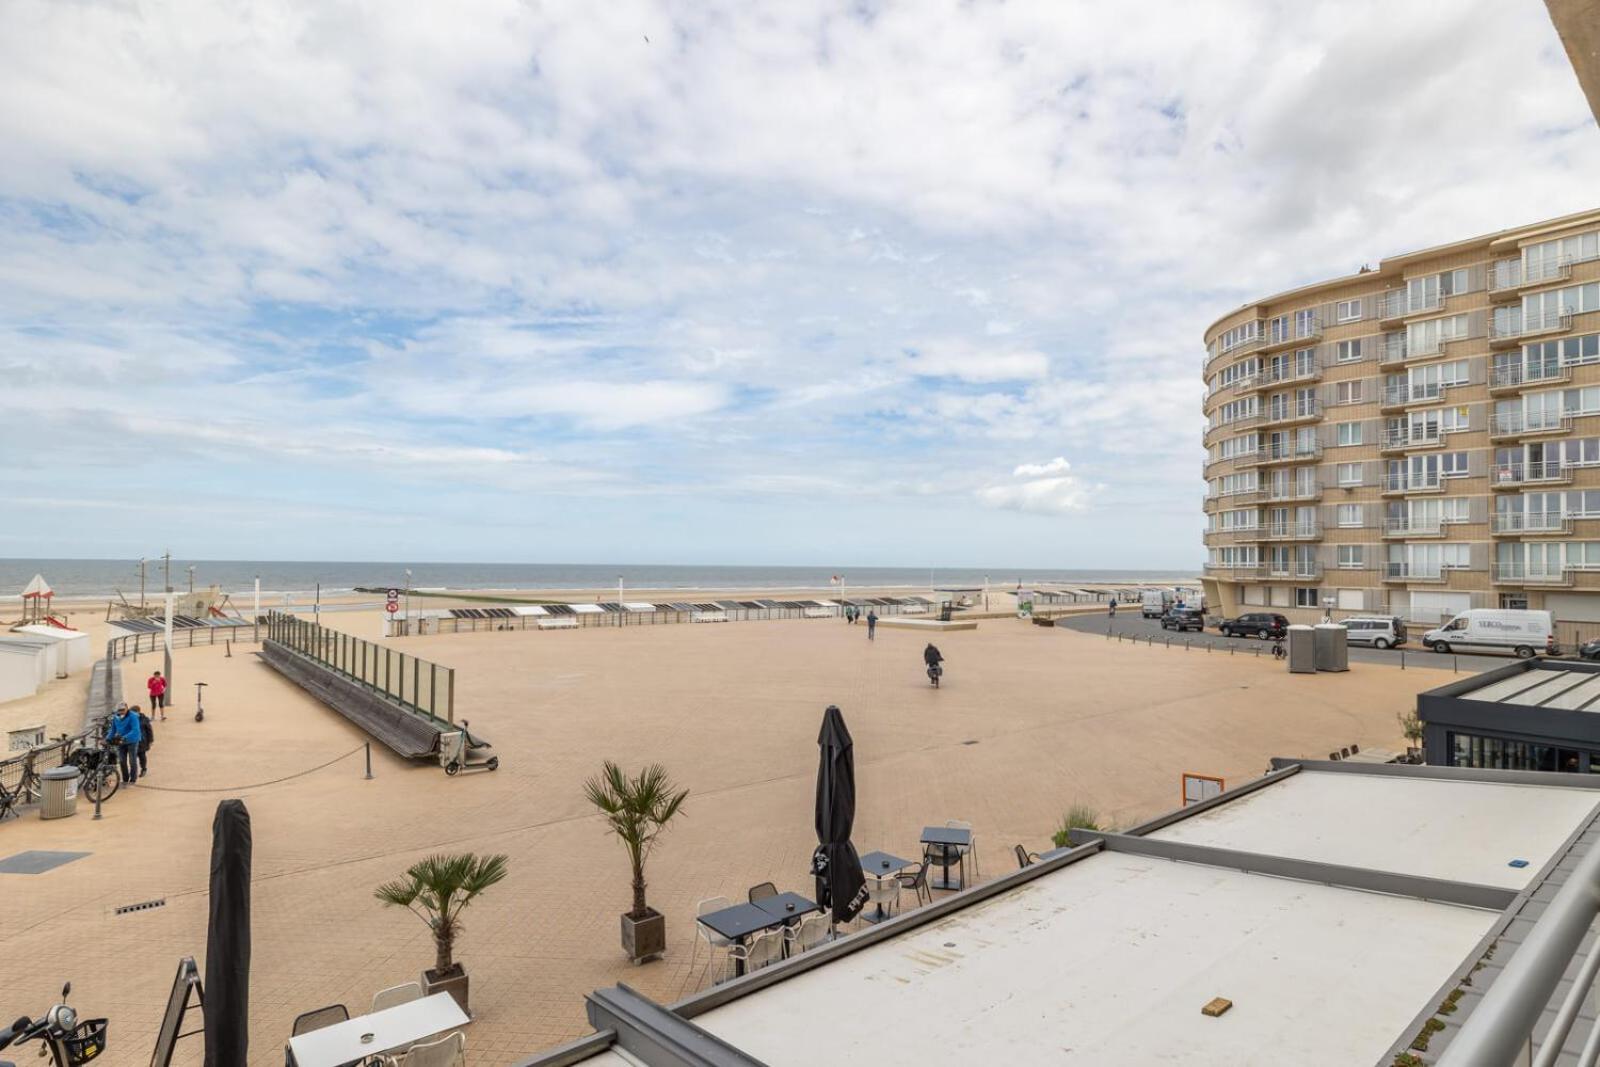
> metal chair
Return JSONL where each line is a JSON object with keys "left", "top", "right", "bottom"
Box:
{"left": 924, "top": 842, "right": 964, "bottom": 891}
{"left": 371, "top": 982, "right": 423, "bottom": 1013}
{"left": 388, "top": 1030, "right": 466, "bottom": 1067}
{"left": 1351, "top": 743, "right": 1360, "bottom": 755}
{"left": 747, "top": 882, "right": 778, "bottom": 904}
{"left": 690, "top": 896, "right": 734, "bottom": 983}
{"left": 1015, "top": 844, "right": 1041, "bottom": 868}
{"left": 1340, "top": 747, "right": 1351, "bottom": 759}
{"left": 864, "top": 876, "right": 901, "bottom": 920}
{"left": 290, "top": 1004, "right": 348, "bottom": 1036}
{"left": 723, "top": 929, "right": 782, "bottom": 982}
{"left": 1329, "top": 751, "right": 1341, "bottom": 761}
{"left": 899, "top": 858, "right": 933, "bottom": 907}
{"left": 946, "top": 819, "right": 979, "bottom": 876}
{"left": 785, "top": 912, "right": 831, "bottom": 954}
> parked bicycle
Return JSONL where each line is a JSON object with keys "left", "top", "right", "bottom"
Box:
{"left": 0, "top": 981, "right": 108, "bottom": 1065}
{"left": 62, "top": 732, "right": 119, "bottom": 805}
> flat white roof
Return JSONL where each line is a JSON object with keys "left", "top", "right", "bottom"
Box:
{"left": 623, "top": 602, "right": 657, "bottom": 612}
{"left": 510, "top": 605, "right": 549, "bottom": 617}
{"left": 690, "top": 851, "right": 1495, "bottom": 1065}
{"left": 1150, "top": 771, "right": 1598, "bottom": 889}
{"left": 1457, "top": 665, "right": 1600, "bottom": 711}
{"left": 570, "top": 603, "right": 604, "bottom": 614}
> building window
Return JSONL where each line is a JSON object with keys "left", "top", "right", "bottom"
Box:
{"left": 1337, "top": 504, "right": 1363, "bottom": 527}
{"left": 1337, "top": 545, "right": 1364, "bottom": 569}
{"left": 1441, "top": 452, "right": 1470, "bottom": 477}
{"left": 1336, "top": 299, "right": 1362, "bottom": 323}
{"left": 1336, "top": 339, "right": 1362, "bottom": 363}
{"left": 1337, "top": 422, "right": 1363, "bottom": 446}
{"left": 8, "top": 727, "right": 44, "bottom": 752}
{"left": 1334, "top": 380, "right": 1363, "bottom": 405}
{"left": 1337, "top": 462, "right": 1362, "bottom": 486}
{"left": 1295, "top": 309, "right": 1318, "bottom": 337}
{"left": 1294, "top": 587, "right": 1320, "bottom": 608}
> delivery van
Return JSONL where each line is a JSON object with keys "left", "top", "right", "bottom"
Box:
{"left": 1422, "top": 609, "right": 1557, "bottom": 658}
{"left": 1141, "top": 590, "right": 1174, "bottom": 618}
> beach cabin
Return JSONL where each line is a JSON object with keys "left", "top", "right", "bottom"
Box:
{"left": 13, "top": 625, "right": 91, "bottom": 675}
{"left": 0, "top": 639, "right": 51, "bottom": 704}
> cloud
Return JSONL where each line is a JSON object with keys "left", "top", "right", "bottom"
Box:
{"left": 902, "top": 340, "right": 1051, "bottom": 383}
{"left": 977, "top": 458, "right": 1101, "bottom": 515}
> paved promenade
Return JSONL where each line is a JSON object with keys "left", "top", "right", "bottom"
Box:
{"left": 0, "top": 616, "right": 1451, "bottom": 1065}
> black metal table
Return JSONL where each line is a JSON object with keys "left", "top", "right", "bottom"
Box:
{"left": 920, "top": 826, "right": 972, "bottom": 890}
{"left": 699, "top": 896, "right": 819, "bottom": 976}
{"left": 857, "top": 850, "right": 914, "bottom": 922}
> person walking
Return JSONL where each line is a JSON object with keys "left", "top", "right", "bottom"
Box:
{"left": 1109, "top": 599, "right": 1117, "bottom": 619}
{"left": 147, "top": 670, "right": 168, "bottom": 721}
{"left": 866, "top": 610, "right": 877, "bottom": 640}
{"left": 136, "top": 706, "right": 155, "bottom": 778}
{"left": 107, "top": 703, "right": 142, "bottom": 786}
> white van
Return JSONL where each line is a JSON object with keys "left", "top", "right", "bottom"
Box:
{"left": 1141, "top": 590, "right": 1174, "bottom": 618}
{"left": 1423, "top": 609, "right": 1556, "bottom": 658}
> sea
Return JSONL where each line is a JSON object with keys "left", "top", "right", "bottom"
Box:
{"left": 0, "top": 559, "right": 1197, "bottom": 601}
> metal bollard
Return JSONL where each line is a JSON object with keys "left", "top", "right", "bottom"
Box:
{"left": 225, "top": 640, "right": 232, "bottom": 658}
{"left": 364, "top": 742, "right": 373, "bottom": 780}
{"left": 1400, "top": 650, "right": 1406, "bottom": 670}
{"left": 1454, "top": 655, "right": 1459, "bottom": 674}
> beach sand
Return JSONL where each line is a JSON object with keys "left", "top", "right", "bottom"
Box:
{"left": 0, "top": 607, "right": 1440, "bottom": 1065}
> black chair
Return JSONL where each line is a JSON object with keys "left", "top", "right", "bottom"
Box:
{"left": 1015, "top": 844, "right": 1041, "bottom": 868}
{"left": 291, "top": 1004, "right": 348, "bottom": 1036}
{"left": 1340, "top": 747, "right": 1351, "bottom": 759}
{"left": 747, "top": 882, "right": 778, "bottom": 904}
{"left": 924, "top": 843, "right": 964, "bottom": 890}
{"left": 1329, "top": 751, "right": 1341, "bottom": 761}
{"left": 1350, "top": 743, "right": 1360, "bottom": 755}
{"left": 898, "top": 858, "right": 933, "bottom": 908}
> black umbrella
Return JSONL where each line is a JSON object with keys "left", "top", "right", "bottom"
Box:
{"left": 812, "top": 705, "right": 866, "bottom": 925}
{"left": 204, "top": 799, "right": 251, "bottom": 1067}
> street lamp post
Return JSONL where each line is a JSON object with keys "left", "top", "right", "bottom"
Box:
{"left": 405, "top": 569, "right": 412, "bottom": 637}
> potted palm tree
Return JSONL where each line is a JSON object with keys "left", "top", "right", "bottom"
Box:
{"left": 584, "top": 761, "right": 689, "bottom": 964}
{"left": 375, "top": 852, "right": 508, "bottom": 1015}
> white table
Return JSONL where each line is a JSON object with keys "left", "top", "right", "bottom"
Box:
{"left": 288, "top": 993, "right": 468, "bottom": 1067}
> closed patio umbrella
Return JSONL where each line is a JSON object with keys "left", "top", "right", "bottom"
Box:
{"left": 204, "top": 799, "right": 251, "bottom": 1067}
{"left": 812, "top": 705, "right": 866, "bottom": 925}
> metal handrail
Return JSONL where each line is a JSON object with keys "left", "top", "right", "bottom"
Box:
{"left": 1438, "top": 836, "right": 1600, "bottom": 1066}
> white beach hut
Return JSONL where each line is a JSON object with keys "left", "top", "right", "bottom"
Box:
{"left": 13, "top": 625, "right": 92, "bottom": 675}
{"left": 0, "top": 640, "right": 50, "bottom": 703}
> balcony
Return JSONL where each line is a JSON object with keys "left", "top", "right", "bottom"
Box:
{"left": 1490, "top": 364, "right": 1573, "bottom": 393}
{"left": 1382, "top": 472, "right": 1445, "bottom": 495}
{"left": 1236, "top": 363, "right": 1322, "bottom": 394}
{"left": 1215, "top": 486, "right": 1265, "bottom": 504}
{"left": 1259, "top": 319, "right": 1323, "bottom": 354}
{"left": 1380, "top": 382, "right": 1448, "bottom": 410}
{"left": 1257, "top": 442, "right": 1323, "bottom": 466}
{"left": 1257, "top": 562, "right": 1323, "bottom": 582}
{"left": 1492, "top": 563, "right": 1578, "bottom": 587}
{"left": 1489, "top": 310, "right": 1574, "bottom": 348}
{"left": 1381, "top": 426, "right": 1445, "bottom": 453}
{"left": 1204, "top": 414, "right": 1263, "bottom": 444}
{"left": 1264, "top": 481, "right": 1321, "bottom": 503}
{"left": 1202, "top": 562, "right": 1263, "bottom": 578}
{"left": 1382, "top": 563, "right": 1452, "bottom": 583}
{"left": 1378, "top": 336, "right": 1408, "bottom": 366}
{"left": 1381, "top": 517, "right": 1445, "bottom": 538}
{"left": 1491, "top": 461, "right": 1574, "bottom": 488}
{"left": 1491, "top": 513, "right": 1575, "bottom": 536}
{"left": 1489, "top": 411, "right": 1573, "bottom": 440}
{"left": 1260, "top": 521, "right": 1320, "bottom": 541}
{"left": 1260, "top": 400, "right": 1322, "bottom": 428}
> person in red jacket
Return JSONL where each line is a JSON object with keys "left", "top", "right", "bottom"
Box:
{"left": 147, "top": 670, "right": 168, "bottom": 721}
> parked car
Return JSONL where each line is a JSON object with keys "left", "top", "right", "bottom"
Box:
{"left": 1342, "top": 616, "right": 1407, "bottom": 650}
{"left": 1422, "top": 609, "right": 1556, "bottom": 658}
{"left": 1217, "top": 612, "right": 1289, "bottom": 640}
{"left": 1160, "top": 607, "right": 1205, "bottom": 632}
{"left": 1580, "top": 638, "right": 1600, "bottom": 661}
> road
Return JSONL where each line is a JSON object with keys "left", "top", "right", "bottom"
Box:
{"left": 1050, "top": 610, "right": 1516, "bottom": 674}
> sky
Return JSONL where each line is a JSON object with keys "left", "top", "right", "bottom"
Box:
{"left": 2, "top": 0, "right": 1598, "bottom": 569}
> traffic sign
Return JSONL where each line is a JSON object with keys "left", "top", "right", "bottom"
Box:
{"left": 386, "top": 601, "right": 399, "bottom": 614}
{"left": 387, "top": 587, "right": 401, "bottom": 599}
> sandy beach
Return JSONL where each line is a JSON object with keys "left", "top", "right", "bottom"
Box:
{"left": 0, "top": 603, "right": 1444, "bottom": 1065}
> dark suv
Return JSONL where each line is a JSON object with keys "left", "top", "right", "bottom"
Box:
{"left": 1160, "top": 606, "right": 1205, "bottom": 632}
{"left": 1218, "top": 612, "right": 1289, "bottom": 639}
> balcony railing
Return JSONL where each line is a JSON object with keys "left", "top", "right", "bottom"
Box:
{"left": 1260, "top": 400, "right": 1322, "bottom": 426}
{"left": 1259, "top": 318, "right": 1323, "bottom": 352}
{"left": 1491, "top": 461, "right": 1573, "bottom": 488}
{"left": 1381, "top": 382, "right": 1447, "bottom": 408}
{"left": 1490, "top": 411, "right": 1573, "bottom": 439}
{"left": 1378, "top": 335, "right": 1408, "bottom": 365}
{"left": 1264, "top": 482, "right": 1321, "bottom": 502}
{"left": 1383, "top": 563, "right": 1452, "bottom": 583}
{"left": 1383, "top": 472, "right": 1445, "bottom": 494}
{"left": 1261, "top": 521, "right": 1320, "bottom": 540}
{"left": 1382, "top": 426, "right": 1445, "bottom": 451}
{"left": 1377, "top": 291, "right": 1407, "bottom": 323}
{"left": 1492, "top": 513, "right": 1574, "bottom": 536}
{"left": 1492, "top": 563, "right": 1578, "bottom": 586}
{"left": 1258, "top": 562, "right": 1322, "bottom": 581}
{"left": 1258, "top": 442, "right": 1322, "bottom": 465}
{"left": 1489, "top": 309, "right": 1574, "bottom": 346}
{"left": 1490, "top": 363, "right": 1573, "bottom": 391}
{"left": 1382, "top": 517, "right": 1445, "bottom": 537}
{"left": 1525, "top": 257, "right": 1576, "bottom": 285}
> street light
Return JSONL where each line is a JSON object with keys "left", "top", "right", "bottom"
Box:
{"left": 405, "top": 569, "right": 413, "bottom": 637}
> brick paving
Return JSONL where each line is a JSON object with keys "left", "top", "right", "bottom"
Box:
{"left": 0, "top": 615, "right": 1454, "bottom": 1065}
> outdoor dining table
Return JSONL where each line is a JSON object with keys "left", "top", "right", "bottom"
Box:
{"left": 699, "top": 893, "right": 821, "bottom": 976}
{"left": 921, "top": 826, "right": 972, "bottom": 890}
{"left": 857, "top": 850, "right": 915, "bottom": 923}
{"left": 286, "top": 992, "right": 468, "bottom": 1067}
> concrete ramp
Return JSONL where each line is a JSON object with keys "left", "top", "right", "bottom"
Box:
{"left": 260, "top": 641, "right": 444, "bottom": 759}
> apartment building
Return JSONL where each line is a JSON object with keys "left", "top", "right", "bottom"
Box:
{"left": 1202, "top": 207, "right": 1600, "bottom": 633}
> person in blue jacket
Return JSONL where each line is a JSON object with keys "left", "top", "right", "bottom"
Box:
{"left": 106, "top": 703, "right": 142, "bottom": 785}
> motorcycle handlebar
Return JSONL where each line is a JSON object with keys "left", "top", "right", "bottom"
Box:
{"left": 0, "top": 1016, "right": 33, "bottom": 1051}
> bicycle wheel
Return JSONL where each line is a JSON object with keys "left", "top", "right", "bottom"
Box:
{"left": 84, "top": 765, "right": 120, "bottom": 803}
{"left": 21, "top": 773, "right": 43, "bottom": 803}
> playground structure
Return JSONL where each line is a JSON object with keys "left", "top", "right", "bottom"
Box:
{"left": 18, "top": 574, "right": 69, "bottom": 629}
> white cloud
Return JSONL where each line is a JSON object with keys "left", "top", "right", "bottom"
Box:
{"left": 977, "top": 458, "right": 1101, "bottom": 515}
{"left": 903, "top": 340, "right": 1050, "bottom": 382}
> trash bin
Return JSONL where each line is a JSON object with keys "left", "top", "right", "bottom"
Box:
{"left": 1314, "top": 623, "right": 1350, "bottom": 672}
{"left": 1287, "top": 624, "right": 1317, "bottom": 674}
{"left": 41, "top": 765, "right": 80, "bottom": 820}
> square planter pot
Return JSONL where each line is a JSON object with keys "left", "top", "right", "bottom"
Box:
{"left": 423, "top": 965, "right": 471, "bottom": 1017}
{"left": 621, "top": 908, "right": 666, "bottom": 964}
